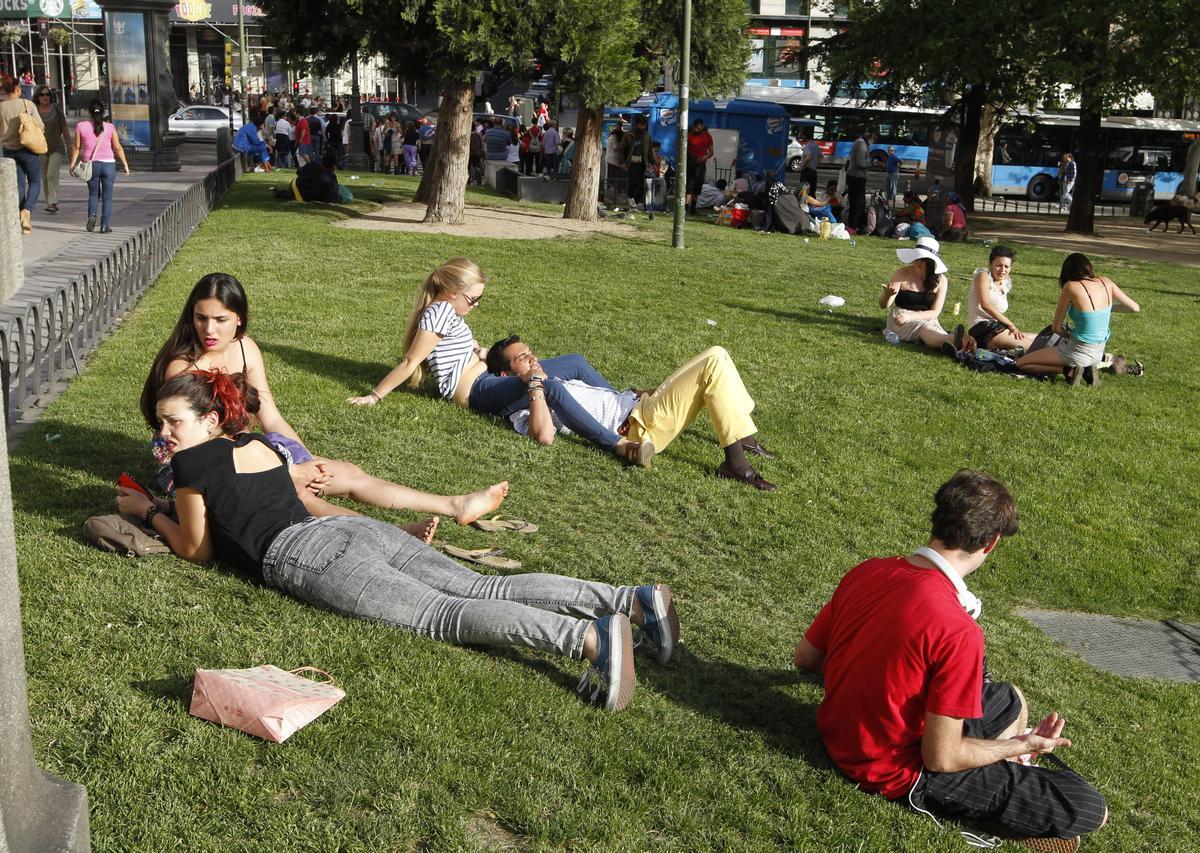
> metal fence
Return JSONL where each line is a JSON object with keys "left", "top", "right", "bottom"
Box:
{"left": 0, "top": 157, "right": 242, "bottom": 426}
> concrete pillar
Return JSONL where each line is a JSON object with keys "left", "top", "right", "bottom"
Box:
{"left": 0, "top": 387, "right": 91, "bottom": 849}
{"left": 0, "top": 159, "right": 23, "bottom": 304}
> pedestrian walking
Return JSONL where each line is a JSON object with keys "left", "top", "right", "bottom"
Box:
{"left": 34, "top": 85, "right": 71, "bottom": 214}
{"left": 1058, "top": 153, "right": 1076, "bottom": 213}
{"left": 846, "top": 127, "right": 876, "bottom": 233}
{"left": 885, "top": 145, "right": 901, "bottom": 202}
{"left": 1, "top": 74, "right": 44, "bottom": 234}
{"left": 68, "top": 99, "right": 131, "bottom": 234}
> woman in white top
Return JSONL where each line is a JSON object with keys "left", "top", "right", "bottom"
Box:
{"left": 348, "top": 258, "right": 652, "bottom": 465}
{"left": 966, "top": 246, "right": 1035, "bottom": 351}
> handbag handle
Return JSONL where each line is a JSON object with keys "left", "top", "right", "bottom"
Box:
{"left": 289, "top": 666, "right": 335, "bottom": 684}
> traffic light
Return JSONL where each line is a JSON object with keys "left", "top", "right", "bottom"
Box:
{"left": 293, "top": 81, "right": 299, "bottom": 95}
{"left": 224, "top": 40, "right": 233, "bottom": 87}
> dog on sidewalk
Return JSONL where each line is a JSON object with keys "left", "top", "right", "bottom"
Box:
{"left": 1145, "top": 204, "right": 1197, "bottom": 234}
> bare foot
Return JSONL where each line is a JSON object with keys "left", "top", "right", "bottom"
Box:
{"left": 401, "top": 515, "right": 440, "bottom": 544}
{"left": 452, "top": 481, "right": 509, "bottom": 526}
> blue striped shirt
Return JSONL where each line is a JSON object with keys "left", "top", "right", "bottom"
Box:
{"left": 418, "top": 300, "right": 475, "bottom": 399}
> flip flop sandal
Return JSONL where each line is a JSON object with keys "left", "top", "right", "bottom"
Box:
{"left": 435, "top": 541, "right": 523, "bottom": 572}
{"left": 471, "top": 514, "right": 539, "bottom": 534}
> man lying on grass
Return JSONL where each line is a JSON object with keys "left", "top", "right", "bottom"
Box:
{"left": 485, "top": 338, "right": 776, "bottom": 491}
{"left": 793, "top": 470, "right": 1107, "bottom": 847}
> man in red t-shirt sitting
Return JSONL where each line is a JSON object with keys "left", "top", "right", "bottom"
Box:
{"left": 794, "top": 471, "right": 1107, "bottom": 845}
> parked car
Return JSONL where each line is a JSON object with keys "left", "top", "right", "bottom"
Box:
{"left": 169, "top": 105, "right": 243, "bottom": 140}
{"left": 361, "top": 101, "right": 426, "bottom": 123}
{"left": 475, "top": 112, "right": 519, "bottom": 129}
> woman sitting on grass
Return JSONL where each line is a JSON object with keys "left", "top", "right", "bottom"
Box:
{"left": 140, "top": 273, "right": 508, "bottom": 538}
{"left": 796, "top": 182, "right": 835, "bottom": 223}
{"left": 880, "top": 237, "right": 970, "bottom": 356}
{"left": 1015, "top": 253, "right": 1141, "bottom": 384}
{"left": 966, "top": 245, "right": 1036, "bottom": 352}
{"left": 118, "top": 370, "right": 679, "bottom": 712}
{"left": 347, "top": 257, "right": 653, "bottom": 467}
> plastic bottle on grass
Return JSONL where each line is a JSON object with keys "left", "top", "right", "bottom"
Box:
{"left": 883, "top": 330, "right": 901, "bottom": 345}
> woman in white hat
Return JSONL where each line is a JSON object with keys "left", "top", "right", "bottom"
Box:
{"left": 879, "top": 236, "right": 969, "bottom": 355}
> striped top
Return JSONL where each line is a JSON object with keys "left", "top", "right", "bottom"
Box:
{"left": 418, "top": 300, "right": 475, "bottom": 399}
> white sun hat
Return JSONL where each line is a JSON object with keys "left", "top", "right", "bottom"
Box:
{"left": 896, "top": 236, "right": 948, "bottom": 275}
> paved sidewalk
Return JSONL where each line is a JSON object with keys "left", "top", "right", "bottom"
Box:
{"left": 18, "top": 142, "right": 223, "bottom": 276}
{"left": 971, "top": 211, "right": 1200, "bottom": 267}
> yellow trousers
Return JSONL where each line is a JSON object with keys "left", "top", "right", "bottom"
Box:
{"left": 627, "top": 346, "right": 757, "bottom": 451}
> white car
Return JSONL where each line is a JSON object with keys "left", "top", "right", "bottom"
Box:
{"left": 787, "top": 137, "right": 805, "bottom": 172}
{"left": 169, "top": 105, "right": 244, "bottom": 141}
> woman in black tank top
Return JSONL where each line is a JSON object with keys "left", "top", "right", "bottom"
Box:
{"left": 880, "top": 239, "right": 971, "bottom": 355}
{"left": 138, "top": 273, "right": 511, "bottom": 533}
{"left": 117, "top": 370, "right": 680, "bottom": 713}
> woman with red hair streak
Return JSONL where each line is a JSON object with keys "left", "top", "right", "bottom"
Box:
{"left": 118, "top": 370, "right": 680, "bottom": 712}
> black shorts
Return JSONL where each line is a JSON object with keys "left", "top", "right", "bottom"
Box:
{"left": 909, "top": 682, "right": 1107, "bottom": 839}
{"left": 969, "top": 319, "right": 1007, "bottom": 349}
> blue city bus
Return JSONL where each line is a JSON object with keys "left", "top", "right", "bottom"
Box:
{"left": 779, "top": 102, "right": 1200, "bottom": 201}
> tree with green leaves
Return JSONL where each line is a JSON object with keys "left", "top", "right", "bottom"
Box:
{"left": 1046, "top": 0, "right": 1200, "bottom": 233}
{"left": 259, "top": 0, "right": 532, "bottom": 224}
{"left": 815, "top": 0, "right": 1055, "bottom": 212}
{"left": 540, "top": 0, "right": 750, "bottom": 222}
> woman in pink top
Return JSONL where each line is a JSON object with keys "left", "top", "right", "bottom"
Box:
{"left": 68, "top": 99, "right": 129, "bottom": 233}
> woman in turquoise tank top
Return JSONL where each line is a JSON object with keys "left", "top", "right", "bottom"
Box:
{"left": 1016, "top": 253, "right": 1140, "bottom": 383}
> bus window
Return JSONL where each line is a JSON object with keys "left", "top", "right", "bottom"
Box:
{"left": 1106, "top": 145, "right": 1135, "bottom": 170}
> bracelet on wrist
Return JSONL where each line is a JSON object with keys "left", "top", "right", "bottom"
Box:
{"left": 368, "top": 390, "right": 382, "bottom": 402}
{"left": 143, "top": 505, "right": 161, "bottom": 526}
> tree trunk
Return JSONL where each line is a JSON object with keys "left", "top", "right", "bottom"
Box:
{"left": 563, "top": 104, "right": 604, "bottom": 221}
{"left": 973, "top": 103, "right": 1003, "bottom": 198}
{"left": 1180, "top": 138, "right": 1200, "bottom": 196}
{"left": 1066, "top": 94, "right": 1103, "bottom": 235}
{"left": 421, "top": 77, "right": 474, "bottom": 224}
{"left": 953, "top": 85, "right": 986, "bottom": 212}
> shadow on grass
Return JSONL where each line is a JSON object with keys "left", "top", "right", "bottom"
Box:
{"left": 257, "top": 341, "right": 394, "bottom": 390}
{"left": 641, "top": 646, "right": 828, "bottom": 763}
{"left": 132, "top": 675, "right": 195, "bottom": 710}
{"left": 722, "top": 299, "right": 886, "bottom": 339}
{"left": 10, "top": 418, "right": 157, "bottom": 522}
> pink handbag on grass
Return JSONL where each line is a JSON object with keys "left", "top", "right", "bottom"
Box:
{"left": 188, "top": 665, "right": 346, "bottom": 743}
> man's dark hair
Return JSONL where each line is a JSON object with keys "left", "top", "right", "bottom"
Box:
{"left": 930, "top": 470, "right": 1019, "bottom": 552}
{"left": 485, "top": 335, "right": 522, "bottom": 375}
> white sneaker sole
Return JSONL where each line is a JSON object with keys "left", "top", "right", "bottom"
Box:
{"left": 604, "top": 615, "right": 637, "bottom": 711}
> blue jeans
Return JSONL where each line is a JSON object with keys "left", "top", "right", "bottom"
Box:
{"left": 468, "top": 353, "right": 623, "bottom": 448}
{"left": 262, "top": 516, "right": 635, "bottom": 658}
{"left": 885, "top": 171, "right": 899, "bottom": 201}
{"left": 4, "top": 148, "right": 41, "bottom": 211}
{"left": 87, "top": 161, "right": 117, "bottom": 228}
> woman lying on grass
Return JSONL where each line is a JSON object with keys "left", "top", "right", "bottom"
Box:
{"left": 138, "top": 273, "right": 507, "bottom": 540}
{"left": 118, "top": 370, "right": 679, "bottom": 711}
{"left": 347, "top": 257, "right": 653, "bottom": 467}
{"left": 880, "top": 236, "right": 972, "bottom": 356}
{"left": 1015, "top": 253, "right": 1142, "bottom": 385}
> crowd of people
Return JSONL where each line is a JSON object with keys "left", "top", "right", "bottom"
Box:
{"left": 43, "top": 93, "right": 1153, "bottom": 849}
{"left": 107, "top": 257, "right": 1117, "bottom": 847}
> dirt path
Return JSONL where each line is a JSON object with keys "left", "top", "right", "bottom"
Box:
{"left": 335, "top": 201, "right": 661, "bottom": 241}
{"left": 970, "top": 212, "right": 1200, "bottom": 267}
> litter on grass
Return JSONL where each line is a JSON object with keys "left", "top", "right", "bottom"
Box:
{"left": 818, "top": 295, "right": 846, "bottom": 310}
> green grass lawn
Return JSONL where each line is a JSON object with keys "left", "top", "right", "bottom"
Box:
{"left": 12, "top": 173, "right": 1200, "bottom": 851}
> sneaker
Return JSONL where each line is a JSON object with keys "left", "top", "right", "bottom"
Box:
{"left": 634, "top": 584, "right": 680, "bottom": 664}
{"left": 1021, "top": 836, "right": 1081, "bottom": 852}
{"left": 1083, "top": 365, "right": 1101, "bottom": 387}
{"left": 577, "top": 614, "right": 636, "bottom": 711}
{"left": 86, "top": 215, "right": 96, "bottom": 232}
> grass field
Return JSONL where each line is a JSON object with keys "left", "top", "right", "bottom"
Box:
{"left": 11, "top": 173, "right": 1200, "bottom": 851}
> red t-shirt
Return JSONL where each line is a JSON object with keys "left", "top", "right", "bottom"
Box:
{"left": 687, "top": 130, "right": 713, "bottom": 160}
{"left": 294, "top": 118, "right": 311, "bottom": 145}
{"left": 806, "top": 557, "right": 984, "bottom": 799}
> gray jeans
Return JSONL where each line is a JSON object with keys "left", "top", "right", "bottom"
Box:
{"left": 262, "top": 516, "right": 635, "bottom": 659}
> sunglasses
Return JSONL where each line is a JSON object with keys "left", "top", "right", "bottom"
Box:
{"left": 463, "top": 292, "right": 483, "bottom": 307}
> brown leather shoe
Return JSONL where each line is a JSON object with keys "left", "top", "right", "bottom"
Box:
{"left": 715, "top": 462, "right": 776, "bottom": 491}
